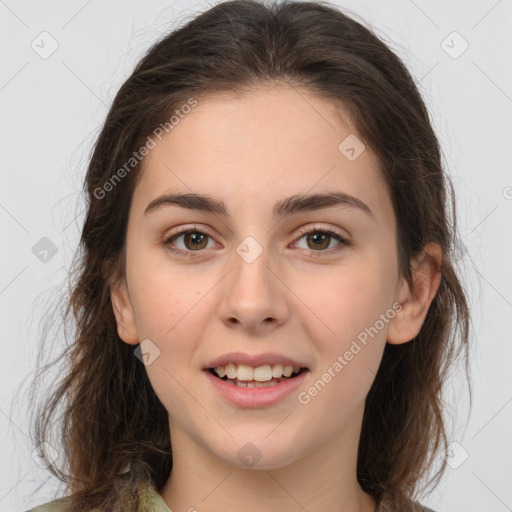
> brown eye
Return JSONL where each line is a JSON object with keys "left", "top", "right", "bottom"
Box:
{"left": 305, "top": 232, "right": 331, "bottom": 250}
{"left": 163, "top": 228, "right": 215, "bottom": 255}
{"left": 181, "top": 231, "right": 209, "bottom": 250}
{"left": 293, "top": 226, "right": 350, "bottom": 253}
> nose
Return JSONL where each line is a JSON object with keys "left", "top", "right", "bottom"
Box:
{"left": 218, "top": 242, "right": 290, "bottom": 334}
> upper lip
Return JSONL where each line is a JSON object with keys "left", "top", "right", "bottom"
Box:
{"left": 205, "top": 351, "right": 309, "bottom": 369}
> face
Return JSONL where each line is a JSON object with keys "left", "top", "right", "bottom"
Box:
{"left": 111, "top": 83, "right": 436, "bottom": 471}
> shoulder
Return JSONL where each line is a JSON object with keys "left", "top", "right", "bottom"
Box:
{"left": 377, "top": 492, "right": 438, "bottom": 512}
{"left": 413, "top": 501, "right": 437, "bottom": 512}
{"left": 24, "top": 480, "right": 171, "bottom": 512}
{"left": 25, "top": 495, "right": 74, "bottom": 512}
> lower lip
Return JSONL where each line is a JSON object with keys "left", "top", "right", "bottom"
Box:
{"left": 204, "top": 369, "right": 309, "bottom": 409}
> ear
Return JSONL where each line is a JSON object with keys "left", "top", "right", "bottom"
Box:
{"left": 110, "top": 275, "right": 139, "bottom": 346}
{"left": 387, "top": 242, "right": 443, "bottom": 345}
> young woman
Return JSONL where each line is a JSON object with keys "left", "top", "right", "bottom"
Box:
{"left": 27, "top": 1, "right": 471, "bottom": 511}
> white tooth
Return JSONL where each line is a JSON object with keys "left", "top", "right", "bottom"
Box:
{"left": 225, "top": 363, "right": 237, "bottom": 379}
{"left": 246, "top": 382, "right": 256, "bottom": 388}
{"left": 215, "top": 366, "right": 226, "bottom": 378}
{"left": 254, "top": 381, "right": 278, "bottom": 387}
{"left": 272, "top": 364, "right": 283, "bottom": 378}
{"left": 237, "top": 364, "right": 254, "bottom": 381}
{"left": 282, "top": 365, "right": 293, "bottom": 377}
{"left": 235, "top": 381, "right": 248, "bottom": 387}
{"left": 293, "top": 366, "right": 300, "bottom": 374}
{"left": 253, "top": 364, "right": 273, "bottom": 382}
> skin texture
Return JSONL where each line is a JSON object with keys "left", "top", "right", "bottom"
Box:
{"left": 111, "top": 83, "right": 442, "bottom": 512}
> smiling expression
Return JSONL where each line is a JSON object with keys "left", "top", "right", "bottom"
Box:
{"left": 110, "top": 82, "right": 413, "bottom": 469}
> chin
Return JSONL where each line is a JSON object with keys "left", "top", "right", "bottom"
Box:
{"left": 210, "top": 436, "right": 305, "bottom": 471}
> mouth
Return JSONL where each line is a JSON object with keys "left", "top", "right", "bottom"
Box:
{"left": 207, "top": 363, "right": 309, "bottom": 388}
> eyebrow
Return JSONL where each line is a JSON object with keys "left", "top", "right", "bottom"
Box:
{"left": 144, "top": 191, "right": 374, "bottom": 219}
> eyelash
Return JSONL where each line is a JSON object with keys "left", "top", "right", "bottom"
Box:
{"left": 162, "top": 224, "right": 351, "bottom": 258}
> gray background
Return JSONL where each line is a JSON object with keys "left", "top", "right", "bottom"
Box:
{"left": 1, "top": 0, "right": 511, "bottom": 511}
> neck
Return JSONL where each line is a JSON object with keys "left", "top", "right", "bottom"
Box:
{"left": 160, "top": 406, "right": 377, "bottom": 512}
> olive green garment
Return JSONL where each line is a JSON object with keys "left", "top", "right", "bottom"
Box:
{"left": 25, "top": 480, "right": 172, "bottom": 512}
{"left": 25, "top": 480, "right": 437, "bottom": 512}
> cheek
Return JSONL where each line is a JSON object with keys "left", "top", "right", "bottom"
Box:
{"left": 295, "top": 258, "right": 396, "bottom": 351}
{"left": 295, "top": 269, "right": 391, "bottom": 427}
{"left": 129, "top": 266, "right": 212, "bottom": 416}
{"left": 127, "top": 256, "right": 212, "bottom": 352}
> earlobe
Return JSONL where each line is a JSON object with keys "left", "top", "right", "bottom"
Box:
{"left": 387, "top": 242, "right": 443, "bottom": 345}
{"left": 110, "top": 276, "right": 139, "bottom": 345}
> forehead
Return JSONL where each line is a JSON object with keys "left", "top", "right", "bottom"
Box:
{"left": 132, "top": 83, "right": 392, "bottom": 226}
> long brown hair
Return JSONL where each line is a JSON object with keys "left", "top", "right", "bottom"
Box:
{"left": 28, "top": 1, "right": 472, "bottom": 510}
